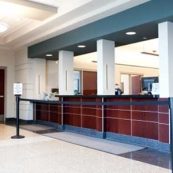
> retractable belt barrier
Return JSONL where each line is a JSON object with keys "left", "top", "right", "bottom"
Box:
{"left": 11, "top": 95, "right": 25, "bottom": 139}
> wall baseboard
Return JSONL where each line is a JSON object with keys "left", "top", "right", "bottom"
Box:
{"left": 5, "top": 118, "right": 35, "bottom": 125}
{"left": 5, "top": 119, "right": 169, "bottom": 153}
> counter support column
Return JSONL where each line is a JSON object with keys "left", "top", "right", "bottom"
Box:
{"left": 97, "top": 39, "right": 115, "bottom": 95}
{"left": 58, "top": 50, "right": 74, "bottom": 95}
{"left": 159, "top": 22, "right": 173, "bottom": 97}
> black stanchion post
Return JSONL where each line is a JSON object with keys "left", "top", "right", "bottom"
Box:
{"left": 169, "top": 97, "right": 173, "bottom": 172}
{"left": 11, "top": 95, "right": 25, "bottom": 139}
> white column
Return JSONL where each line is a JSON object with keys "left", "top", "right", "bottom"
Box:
{"left": 58, "top": 50, "right": 74, "bottom": 95}
{"left": 97, "top": 39, "right": 115, "bottom": 95}
{"left": 159, "top": 22, "right": 173, "bottom": 97}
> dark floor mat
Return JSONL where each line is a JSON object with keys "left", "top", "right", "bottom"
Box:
{"left": 20, "top": 124, "right": 58, "bottom": 134}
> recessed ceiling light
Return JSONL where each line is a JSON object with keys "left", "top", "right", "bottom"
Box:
{"left": 46, "top": 54, "right": 53, "bottom": 57}
{"left": 77, "top": 45, "right": 86, "bottom": 48}
{"left": 125, "top": 31, "right": 136, "bottom": 35}
{"left": 0, "top": 22, "right": 8, "bottom": 33}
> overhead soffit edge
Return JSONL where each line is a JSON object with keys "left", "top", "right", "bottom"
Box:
{"left": 8, "top": 0, "right": 150, "bottom": 47}
{"left": 4, "top": 0, "right": 150, "bottom": 49}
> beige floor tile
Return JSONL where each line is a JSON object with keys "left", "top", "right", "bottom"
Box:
{"left": 0, "top": 124, "right": 171, "bottom": 173}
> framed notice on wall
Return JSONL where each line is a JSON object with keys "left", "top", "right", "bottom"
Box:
{"left": 13, "top": 83, "right": 23, "bottom": 95}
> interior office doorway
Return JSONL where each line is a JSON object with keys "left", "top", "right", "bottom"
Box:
{"left": 0, "top": 69, "right": 5, "bottom": 122}
{"left": 121, "top": 73, "right": 142, "bottom": 95}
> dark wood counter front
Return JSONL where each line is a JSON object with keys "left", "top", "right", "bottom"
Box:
{"left": 28, "top": 95, "right": 169, "bottom": 145}
{"left": 36, "top": 102, "right": 61, "bottom": 124}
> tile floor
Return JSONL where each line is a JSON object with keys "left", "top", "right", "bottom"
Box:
{"left": 120, "top": 148, "right": 171, "bottom": 169}
{"left": 0, "top": 124, "right": 171, "bottom": 173}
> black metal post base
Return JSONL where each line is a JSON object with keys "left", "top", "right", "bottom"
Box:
{"left": 11, "top": 95, "right": 25, "bottom": 139}
{"left": 11, "top": 135, "right": 25, "bottom": 139}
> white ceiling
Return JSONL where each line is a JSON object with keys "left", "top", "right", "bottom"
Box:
{"left": 0, "top": 16, "right": 39, "bottom": 42}
{"left": 29, "top": 0, "right": 61, "bottom": 7}
{"left": 74, "top": 38, "right": 159, "bottom": 69}
{"left": 0, "top": 0, "right": 150, "bottom": 50}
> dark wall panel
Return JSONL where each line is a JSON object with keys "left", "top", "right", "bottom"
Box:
{"left": 83, "top": 71, "right": 97, "bottom": 95}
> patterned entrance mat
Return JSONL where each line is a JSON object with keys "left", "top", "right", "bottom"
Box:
{"left": 44, "top": 131, "right": 144, "bottom": 155}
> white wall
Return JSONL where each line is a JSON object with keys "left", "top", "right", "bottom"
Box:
{"left": 32, "top": 58, "right": 46, "bottom": 99}
{"left": 15, "top": 48, "right": 46, "bottom": 120}
{"left": 46, "top": 60, "right": 59, "bottom": 92}
{"left": 15, "top": 48, "right": 33, "bottom": 99}
{"left": 0, "top": 48, "right": 15, "bottom": 118}
{"left": 15, "top": 48, "right": 33, "bottom": 120}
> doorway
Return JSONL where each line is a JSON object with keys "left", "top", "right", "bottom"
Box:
{"left": 121, "top": 73, "right": 142, "bottom": 95}
{"left": 0, "top": 69, "right": 5, "bottom": 122}
{"left": 131, "top": 75, "right": 142, "bottom": 94}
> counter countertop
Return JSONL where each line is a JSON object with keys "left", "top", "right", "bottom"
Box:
{"left": 20, "top": 95, "right": 160, "bottom": 104}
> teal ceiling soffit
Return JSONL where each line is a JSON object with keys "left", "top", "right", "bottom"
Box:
{"left": 28, "top": 0, "right": 173, "bottom": 58}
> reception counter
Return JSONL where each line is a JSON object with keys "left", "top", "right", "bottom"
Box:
{"left": 26, "top": 95, "right": 170, "bottom": 151}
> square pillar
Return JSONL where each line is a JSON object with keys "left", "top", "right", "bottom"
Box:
{"left": 58, "top": 50, "right": 74, "bottom": 95}
{"left": 159, "top": 22, "right": 173, "bottom": 97}
{"left": 97, "top": 39, "right": 115, "bottom": 95}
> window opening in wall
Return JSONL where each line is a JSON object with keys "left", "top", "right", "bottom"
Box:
{"left": 73, "top": 70, "right": 81, "bottom": 95}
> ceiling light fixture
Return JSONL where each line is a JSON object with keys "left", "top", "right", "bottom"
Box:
{"left": 0, "top": 22, "right": 8, "bottom": 33}
{"left": 77, "top": 45, "right": 86, "bottom": 48}
{"left": 125, "top": 31, "right": 136, "bottom": 35}
{"left": 46, "top": 54, "right": 53, "bottom": 57}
